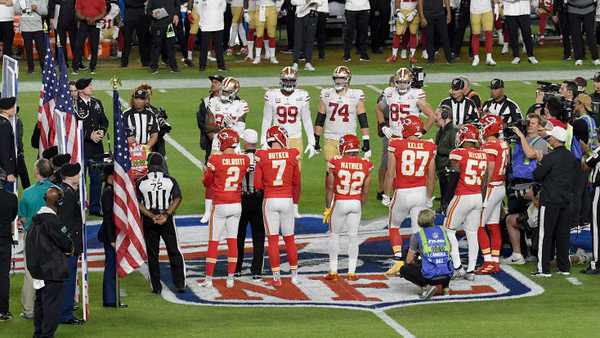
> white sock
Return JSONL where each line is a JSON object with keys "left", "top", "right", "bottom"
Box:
{"left": 239, "top": 24, "right": 247, "bottom": 46}
{"left": 329, "top": 232, "right": 340, "bottom": 273}
{"left": 187, "top": 50, "right": 192, "bottom": 60}
{"left": 447, "top": 229, "right": 461, "bottom": 269}
{"left": 466, "top": 230, "right": 479, "bottom": 272}
{"left": 409, "top": 48, "right": 416, "bottom": 57}
{"left": 348, "top": 234, "right": 359, "bottom": 274}
{"left": 204, "top": 199, "right": 213, "bottom": 217}
{"left": 291, "top": 269, "right": 298, "bottom": 278}
{"left": 486, "top": 53, "right": 492, "bottom": 59}
{"left": 254, "top": 47, "right": 262, "bottom": 59}
{"left": 273, "top": 271, "right": 280, "bottom": 280}
{"left": 247, "top": 41, "right": 254, "bottom": 58}
{"left": 229, "top": 25, "right": 239, "bottom": 47}
{"left": 392, "top": 48, "right": 398, "bottom": 57}
{"left": 269, "top": 47, "right": 276, "bottom": 59}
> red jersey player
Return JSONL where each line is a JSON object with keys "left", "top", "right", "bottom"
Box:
{"left": 444, "top": 124, "right": 490, "bottom": 281}
{"left": 254, "top": 126, "right": 301, "bottom": 287}
{"left": 201, "top": 129, "right": 250, "bottom": 289}
{"left": 323, "top": 135, "right": 373, "bottom": 281}
{"left": 383, "top": 115, "right": 437, "bottom": 276}
{"left": 477, "top": 115, "right": 510, "bottom": 274}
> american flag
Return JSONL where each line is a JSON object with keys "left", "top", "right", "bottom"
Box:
{"left": 38, "top": 35, "right": 58, "bottom": 153}
{"left": 113, "top": 89, "right": 147, "bottom": 277}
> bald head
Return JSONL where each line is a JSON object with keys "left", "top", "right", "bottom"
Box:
{"left": 45, "top": 187, "right": 64, "bottom": 210}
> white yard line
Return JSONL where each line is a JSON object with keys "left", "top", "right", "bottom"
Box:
{"left": 373, "top": 310, "right": 416, "bottom": 338}
{"left": 366, "top": 85, "right": 382, "bottom": 94}
{"left": 565, "top": 277, "right": 583, "bottom": 286}
{"left": 472, "top": 82, "right": 481, "bottom": 86}
{"left": 105, "top": 90, "right": 206, "bottom": 171}
{"left": 314, "top": 85, "right": 323, "bottom": 90}
{"left": 158, "top": 89, "right": 167, "bottom": 93}
{"left": 522, "top": 81, "right": 532, "bottom": 85}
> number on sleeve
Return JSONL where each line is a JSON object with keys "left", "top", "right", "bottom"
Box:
{"left": 224, "top": 166, "right": 241, "bottom": 191}
{"left": 272, "top": 160, "right": 287, "bottom": 186}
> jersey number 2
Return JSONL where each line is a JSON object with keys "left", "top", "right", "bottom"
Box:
{"left": 224, "top": 167, "right": 241, "bottom": 191}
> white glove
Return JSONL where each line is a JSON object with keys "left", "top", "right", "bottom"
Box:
{"left": 395, "top": 10, "right": 405, "bottom": 24}
{"left": 382, "top": 194, "right": 392, "bottom": 208}
{"left": 406, "top": 10, "right": 417, "bottom": 22}
{"left": 363, "top": 150, "right": 372, "bottom": 159}
{"left": 261, "top": 142, "right": 269, "bottom": 150}
{"left": 425, "top": 198, "right": 433, "bottom": 209}
{"left": 222, "top": 114, "right": 236, "bottom": 128}
{"left": 243, "top": 9, "right": 250, "bottom": 23}
{"left": 304, "top": 144, "right": 318, "bottom": 159}
{"left": 381, "top": 126, "right": 393, "bottom": 139}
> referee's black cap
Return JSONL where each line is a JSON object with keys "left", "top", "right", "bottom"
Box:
{"left": 75, "top": 78, "right": 92, "bottom": 90}
{"left": 489, "top": 79, "right": 504, "bottom": 89}
{"left": 60, "top": 163, "right": 81, "bottom": 177}
{"left": 133, "top": 89, "right": 149, "bottom": 99}
{"left": 451, "top": 78, "right": 465, "bottom": 90}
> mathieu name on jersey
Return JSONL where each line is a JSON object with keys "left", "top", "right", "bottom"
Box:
{"left": 388, "top": 138, "right": 436, "bottom": 189}
{"left": 328, "top": 155, "right": 373, "bottom": 200}
{"left": 204, "top": 153, "right": 250, "bottom": 204}
{"left": 449, "top": 148, "right": 488, "bottom": 195}
{"left": 254, "top": 148, "right": 301, "bottom": 202}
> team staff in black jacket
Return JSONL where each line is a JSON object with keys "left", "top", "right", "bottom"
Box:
{"left": 27, "top": 187, "right": 73, "bottom": 337}
{"left": 57, "top": 163, "right": 85, "bottom": 325}
{"left": 121, "top": 0, "right": 152, "bottom": 67}
{"left": 0, "top": 171, "right": 17, "bottom": 321}
{"left": 0, "top": 97, "right": 17, "bottom": 192}
{"left": 532, "top": 126, "right": 578, "bottom": 277}
{"left": 146, "top": 0, "right": 179, "bottom": 73}
{"left": 75, "top": 78, "right": 108, "bottom": 216}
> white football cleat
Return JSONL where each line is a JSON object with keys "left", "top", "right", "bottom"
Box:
{"left": 270, "top": 57, "right": 279, "bottom": 64}
{"left": 292, "top": 63, "right": 299, "bottom": 71}
{"left": 200, "top": 214, "right": 209, "bottom": 224}
{"left": 501, "top": 44, "right": 509, "bottom": 54}
{"left": 252, "top": 56, "right": 261, "bottom": 64}
{"left": 575, "top": 59, "right": 584, "bottom": 66}
{"left": 199, "top": 278, "right": 213, "bottom": 288}
{"left": 421, "top": 50, "right": 428, "bottom": 59}
{"left": 304, "top": 63, "right": 315, "bottom": 71}
{"left": 511, "top": 57, "right": 521, "bottom": 64}
{"left": 486, "top": 55, "right": 496, "bottom": 66}
{"left": 291, "top": 275, "right": 300, "bottom": 285}
{"left": 472, "top": 55, "right": 480, "bottom": 66}
{"left": 594, "top": 59, "right": 600, "bottom": 66}
{"left": 400, "top": 49, "right": 407, "bottom": 59}
{"left": 226, "top": 276, "right": 235, "bottom": 288}
{"left": 528, "top": 56, "right": 539, "bottom": 64}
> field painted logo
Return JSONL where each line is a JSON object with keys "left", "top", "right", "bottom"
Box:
{"left": 154, "top": 215, "right": 544, "bottom": 310}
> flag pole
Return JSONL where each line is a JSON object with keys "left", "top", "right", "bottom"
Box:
{"left": 111, "top": 75, "right": 122, "bottom": 308}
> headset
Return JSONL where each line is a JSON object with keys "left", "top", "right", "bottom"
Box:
{"left": 439, "top": 105, "right": 452, "bottom": 120}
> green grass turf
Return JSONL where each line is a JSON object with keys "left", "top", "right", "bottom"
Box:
{"left": 13, "top": 44, "right": 600, "bottom": 82}
{"left": 2, "top": 264, "right": 599, "bottom": 337}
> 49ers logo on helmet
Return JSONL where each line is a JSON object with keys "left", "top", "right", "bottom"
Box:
{"left": 338, "top": 134, "right": 360, "bottom": 154}
{"left": 266, "top": 126, "right": 289, "bottom": 148}
{"left": 217, "top": 128, "right": 240, "bottom": 151}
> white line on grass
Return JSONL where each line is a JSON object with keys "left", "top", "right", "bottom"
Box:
{"left": 105, "top": 91, "right": 206, "bottom": 171}
{"left": 366, "top": 85, "right": 382, "bottom": 94}
{"left": 314, "top": 85, "right": 323, "bottom": 90}
{"left": 158, "top": 89, "right": 167, "bottom": 93}
{"left": 472, "top": 82, "right": 481, "bottom": 86}
{"left": 522, "top": 81, "right": 532, "bottom": 85}
{"left": 373, "top": 310, "right": 416, "bottom": 338}
{"left": 566, "top": 277, "right": 583, "bottom": 286}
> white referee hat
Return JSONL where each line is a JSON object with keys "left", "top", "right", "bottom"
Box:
{"left": 243, "top": 129, "right": 258, "bottom": 144}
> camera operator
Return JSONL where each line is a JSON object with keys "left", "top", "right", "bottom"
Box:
{"left": 439, "top": 78, "right": 479, "bottom": 125}
{"left": 482, "top": 79, "right": 523, "bottom": 125}
{"left": 434, "top": 105, "right": 458, "bottom": 210}
{"left": 503, "top": 113, "right": 549, "bottom": 265}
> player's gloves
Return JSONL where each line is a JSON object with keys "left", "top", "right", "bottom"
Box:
{"left": 362, "top": 136, "right": 371, "bottom": 158}
{"left": 406, "top": 10, "right": 417, "bottom": 22}
{"left": 304, "top": 144, "right": 318, "bottom": 159}
{"left": 382, "top": 194, "right": 392, "bottom": 208}
{"left": 381, "top": 126, "right": 393, "bottom": 139}
{"left": 222, "top": 114, "right": 236, "bottom": 128}
{"left": 323, "top": 208, "right": 332, "bottom": 224}
{"left": 314, "top": 134, "right": 321, "bottom": 151}
{"left": 395, "top": 10, "right": 405, "bottom": 24}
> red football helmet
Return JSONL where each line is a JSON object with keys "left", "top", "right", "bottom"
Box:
{"left": 400, "top": 116, "right": 425, "bottom": 138}
{"left": 266, "top": 125, "right": 288, "bottom": 148}
{"left": 456, "top": 124, "right": 481, "bottom": 147}
{"left": 480, "top": 114, "right": 503, "bottom": 137}
{"left": 338, "top": 134, "right": 360, "bottom": 154}
{"left": 217, "top": 128, "right": 240, "bottom": 151}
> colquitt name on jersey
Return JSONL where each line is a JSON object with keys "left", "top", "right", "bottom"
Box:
{"left": 222, "top": 158, "right": 246, "bottom": 165}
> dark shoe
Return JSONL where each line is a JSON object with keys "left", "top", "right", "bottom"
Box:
{"left": 376, "top": 191, "right": 384, "bottom": 201}
{"left": 0, "top": 312, "right": 12, "bottom": 321}
{"left": 217, "top": 68, "right": 227, "bottom": 72}
{"left": 151, "top": 288, "right": 162, "bottom": 294}
{"left": 359, "top": 55, "right": 370, "bottom": 61}
{"left": 61, "top": 318, "right": 84, "bottom": 325}
{"left": 234, "top": 272, "right": 242, "bottom": 278}
{"left": 90, "top": 68, "right": 96, "bottom": 75}
{"left": 530, "top": 271, "right": 551, "bottom": 278}
{"left": 343, "top": 56, "right": 351, "bottom": 63}
{"left": 319, "top": 52, "right": 325, "bottom": 59}
{"left": 78, "top": 64, "right": 88, "bottom": 71}
{"left": 27, "top": 68, "right": 34, "bottom": 74}
{"left": 252, "top": 275, "right": 263, "bottom": 281}
{"left": 170, "top": 68, "right": 180, "bottom": 73}
{"left": 184, "top": 59, "right": 194, "bottom": 67}
{"left": 120, "top": 62, "right": 128, "bottom": 68}
{"left": 150, "top": 68, "right": 159, "bottom": 74}
{"left": 199, "top": 67, "right": 206, "bottom": 72}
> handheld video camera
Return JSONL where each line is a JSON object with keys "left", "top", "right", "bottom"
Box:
{"left": 503, "top": 119, "right": 528, "bottom": 142}
{"left": 410, "top": 65, "right": 425, "bottom": 89}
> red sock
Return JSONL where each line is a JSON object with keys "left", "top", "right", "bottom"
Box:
{"left": 206, "top": 240, "right": 219, "bottom": 277}
{"left": 248, "top": 29, "right": 255, "bottom": 41}
{"left": 269, "top": 38, "right": 276, "bottom": 48}
{"left": 488, "top": 223, "right": 502, "bottom": 257}
{"left": 188, "top": 34, "right": 196, "bottom": 51}
{"left": 485, "top": 31, "right": 493, "bottom": 53}
{"left": 494, "top": 18, "right": 503, "bottom": 30}
{"left": 409, "top": 34, "right": 417, "bottom": 49}
{"left": 117, "top": 31, "right": 124, "bottom": 51}
{"left": 256, "top": 37, "right": 264, "bottom": 48}
{"left": 392, "top": 34, "right": 401, "bottom": 49}
{"left": 389, "top": 228, "right": 402, "bottom": 256}
{"left": 226, "top": 238, "right": 238, "bottom": 275}
{"left": 402, "top": 30, "right": 410, "bottom": 49}
{"left": 471, "top": 34, "right": 480, "bottom": 55}
{"left": 267, "top": 235, "right": 280, "bottom": 272}
{"left": 477, "top": 227, "right": 491, "bottom": 256}
{"left": 283, "top": 235, "right": 298, "bottom": 270}
{"left": 539, "top": 14, "right": 547, "bottom": 35}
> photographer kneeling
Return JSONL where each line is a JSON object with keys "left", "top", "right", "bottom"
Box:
{"left": 400, "top": 209, "right": 453, "bottom": 300}
{"left": 503, "top": 113, "right": 549, "bottom": 264}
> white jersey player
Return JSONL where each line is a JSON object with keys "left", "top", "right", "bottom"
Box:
{"left": 314, "top": 66, "right": 371, "bottom": 161}
{"left": 206, "top": 77, "right": 248, "bottom": 152}
{"left": 376, "top": 68, "right": 435, "bottom": 135}
{"left": 261, "top": 66, "right": 317, "bottom": 158}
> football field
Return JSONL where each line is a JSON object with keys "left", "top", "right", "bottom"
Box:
{"left": 6, "top": 48, "right": 600, "bottom": 337}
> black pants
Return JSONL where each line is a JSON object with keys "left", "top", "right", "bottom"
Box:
{"left": 294, "top": 13, "right": 318, "bottom": 63}
{"left": 437, "top": 170, "right": 449, "bottom": 208}
{"left": 558, "top": 11, "right": 572, "bottom": 58}
{"left": 591, "top": 187, "right": 600, "bottom": 269}
{"left": 34, "top": 280, "right": 64, "bottom": 338}
{"left": 344, "top": 10, "right": 370, "bottom": 59}
{"left": 17, "top": 155, "right": 30, "bottom": 189}
{"left": 369, "top": 0, "right": 390, "bottom": 52}
{"left": 73, "top": 21, "right": 100, "bottom": 70}
{"left": 143, "top": 216, "right": 185, "bottom": 292}
{"left": 425, "top": 14, "right": 452, "bottom": 63}
{"left": 400, "top": 263, "right": 450, "bottom": 288}
{"left": 150, "top": 25, "right": 177, "bottom": 71}
{"left": 0, "top": 238, "right": 10, "bottom": 314}
{"left": 447, "top": 8, "right": 457, "bottom": 50}
{"left": 505, "top": 15, "right": 534, "bottom": 58}
{"left": 235, "top": 195, "right": 265, "bottom": 275}
{"left": 56, "top": 21, "right": 77, "bottom": 65}
{"left": 22, "top": 31, "right": 46, "bottom": 72}
{"left": 223, "top": 4, "right": 233, "bottom": 50}
{"left": 0, "top": 21, "right": 14, "bottom": 56}
{"left": 452, "top": 8, "right": 470, "bottom": 56}
{"left": 537, "top": 203, "right": 571, "bottom": 273}
{"left": 121, "top": 8, "right": 151, "bottom": 67}
{"left": 285, "top": 1, "right": 296, "bottom": 50}
{"left": 316, "top": 12, "right": 328, "bottom": 58}
{"left": 569, "top": 11, "right": 598, "bottom": 60}
{"left": 199, "top": 30, "right": 226, "bottom": 70}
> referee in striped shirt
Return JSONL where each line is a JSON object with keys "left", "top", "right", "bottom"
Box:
{"left": 123, "top": 89, "right": 159, "bottom": 149}
{"left": 482, "top": 79, "right": 523, "bottom": 125}
{"left": 137, "top": 153, "right": 186, "bottom": 294}
{"left": 234, "top": 130, "right": 265, "bottom": 280}
{"left": 439, "top": 78, "right": 479, "bottom": 125}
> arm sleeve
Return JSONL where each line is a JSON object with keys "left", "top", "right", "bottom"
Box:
{"left": 197, "top": 100, "right": 207, "bottom": 131}
{"left": 48, "top": 220, "right": 73, "bottom": 254}
{"left": 203, "top": 162, "right": 215, "bottom": 188}
{"left": 98, "top": 102, "right": 109, "bottom": 131}
{"left": 573, "top": 119, "right": 589, "bottom": 144}
{"left": 253, "top": 156, "right": 264, "bottom": 191}
{"left": 533, "top": 154, "right": 552, "bottom": 181}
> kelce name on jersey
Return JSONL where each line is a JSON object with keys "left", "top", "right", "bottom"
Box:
{"left": 467, "top": 152, "right": 486, "bottom": 160}
{"left": 222, "top": 158, "right": 246, "bottom": 165}
{"left": 268, "top": 152, "right": 290, "bottom": 160}
{"left": 407, "top": 142, "right": 425, "bottom": 150}
{"left": 341, "top": 162, "right": 364, "bottom": 170}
